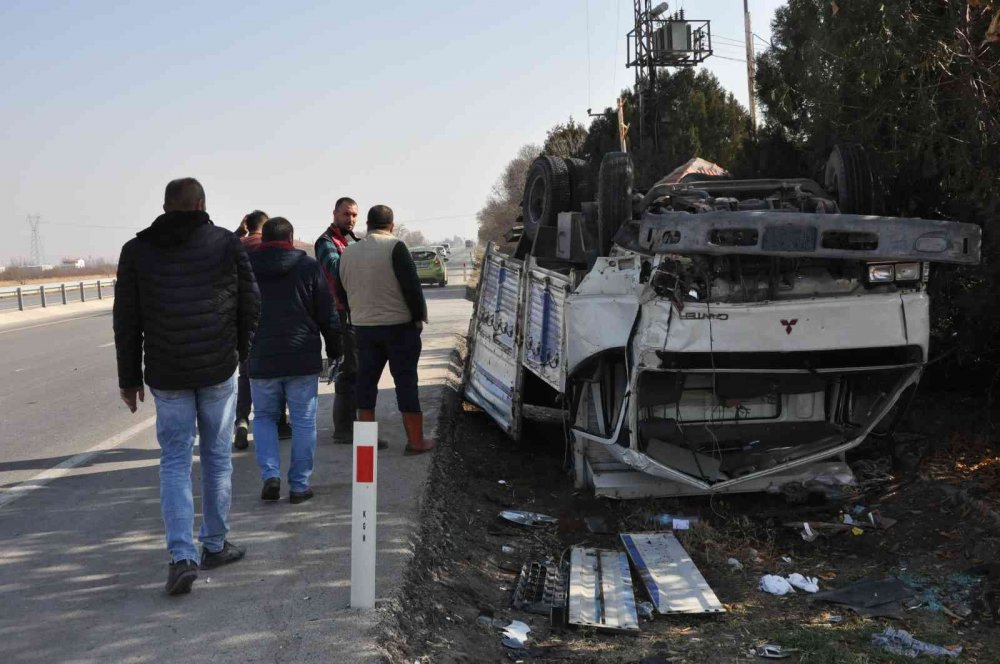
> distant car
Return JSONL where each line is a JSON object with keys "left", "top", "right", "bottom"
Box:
{"left": 430, "top": 245, "right": 450, "bottom": 261}
{"left": 442, "top": 242, "right": 451, "bottom": 252}
{"left": 465, "top": 239, "right": 474, "bottom": 249}
{"left": 410, "top": 247, "right": 448, "bottom": 287}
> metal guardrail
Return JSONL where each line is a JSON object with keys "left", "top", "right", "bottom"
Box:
{"left": 0, "top": 279, "right": 116, "bottom": 311}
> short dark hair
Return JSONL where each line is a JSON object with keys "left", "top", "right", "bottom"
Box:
{"left": 367, "top": 205, "right": 394, "bottom": 230}
{"left": 262, "top": 217, "right": 293, "bottom": 242}
{"left": 244, "top": 210, "right": 268, "bottom": 232}
{"left": 164, "top": 178, "right": 205, "bottom": 211}
{"left": 334, "top": 197, "right": 357, "bottom": 210}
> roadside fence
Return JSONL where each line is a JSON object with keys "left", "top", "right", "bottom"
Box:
{"left": 0, "top": 279, "right": 116, "bottom": 312}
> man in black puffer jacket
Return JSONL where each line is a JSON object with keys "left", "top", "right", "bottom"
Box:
{"left": 248, "top": 217, "right": 340, "bottom": 505}
{"left": 114, "top": 178, "right": 260, "bottom": 596}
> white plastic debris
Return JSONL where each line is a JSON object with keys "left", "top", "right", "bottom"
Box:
{"left": 727, "top": 558, "right": 744, "bottom": 571}
{"left": 501, "top": 619, "right": 531, "bottom": 649}
{"left": 787, "top": 573, "right": 820, "bottom": 593}
{"left": 801, "top": 522, "right": 818, "bottom": 542}
{"left": 759, "top": 575, "right": 796, "bottom": 596}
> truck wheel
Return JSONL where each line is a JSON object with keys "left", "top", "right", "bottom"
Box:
{"left": 438, "top": 279, "right": 447, "bottom": 287}
{"left": 824, "top": 144, "right": 875, "bottom": 214}
{"left": 522, "top": 155, "right": 570, "bottom": 241}
{"left": 597, "top": 152, "right": 634, "bottom": 255}
{"left": 564, "top": 157, "right": 593, "bottom": 212}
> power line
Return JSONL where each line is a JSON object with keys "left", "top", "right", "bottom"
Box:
{"left": 585, "top": 0, "right": 592, "bottom": 109}
{"left": 713, "top": 54, "right": 747, "bottom": 64}
{"left": 612, "top": 0, "right": 621, "bottom": 93}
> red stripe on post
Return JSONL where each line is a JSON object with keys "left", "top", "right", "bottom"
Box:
{"left": 356, "top": 446, "right": 374, "bottom": 483}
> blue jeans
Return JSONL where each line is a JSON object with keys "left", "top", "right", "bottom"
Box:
{"left": 150, "top": 373, "right": 237, "bottom": 563}
{"left": 250, "top": 375, "right": 319, "bottom": 493}
{"left": 356, "top": 323, "right": 422, "bottom": 412}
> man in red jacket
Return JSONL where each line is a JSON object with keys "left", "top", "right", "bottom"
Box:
{"left": 315, "top": 198, "right": 369, "bottom": 445}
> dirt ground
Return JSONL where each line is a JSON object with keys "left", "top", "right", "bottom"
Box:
{"left": 379, "top": 379, "right": 1000, "bottom": 663}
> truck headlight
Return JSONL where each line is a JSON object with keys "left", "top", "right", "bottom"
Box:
{"left": 867, "top": 264, "right": 894, "bottom": 283}
{"left": 894, "top": 262, "right": 921, "bottom": 282}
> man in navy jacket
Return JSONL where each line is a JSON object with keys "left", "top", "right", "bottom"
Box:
{"left": 248, "top": 217, "right": 340, "bottom": 504}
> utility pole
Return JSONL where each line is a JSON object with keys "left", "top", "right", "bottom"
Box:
{"left": 27, "top": 214, "right": 44, "bottom": 265}
{"left": 743, "top": 0, "right": 758, "bottom": 133}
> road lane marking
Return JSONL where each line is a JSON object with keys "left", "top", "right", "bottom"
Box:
{"left": 98, "top": 342, "right": 115, "bottom": 348}
{"left": 0, "top": 415, "right": 157, "bottom": 510}
{"left": 0, "top": 313, "right": 109, "bottom": 336}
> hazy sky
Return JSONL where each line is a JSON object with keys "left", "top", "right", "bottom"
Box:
{"left": 0, "top": 0, "right": 785, "bottom": 264}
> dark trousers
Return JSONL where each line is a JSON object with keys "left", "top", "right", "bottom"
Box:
{"left": 236, "top": 360, "right": 252, "bottom": 421}
{"left": 355, "top": 323, "right": 422, "bottom": 412}
{"left": 335, "top": 311, "right": 357, "bottom": 397}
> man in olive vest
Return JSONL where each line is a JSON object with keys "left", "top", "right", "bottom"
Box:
{"left": 335, "top": 205, "right": 434, "bottom": 454}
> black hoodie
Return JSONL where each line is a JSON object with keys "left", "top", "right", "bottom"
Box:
{"left": 247, "top": 244, "right": 339, "bottom": 379}
{"left": 113, "top": 210, "right": 261, "bottom": 390}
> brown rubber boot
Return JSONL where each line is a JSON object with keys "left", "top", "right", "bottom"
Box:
{"left": 401, "top": 412, "right": 435, "bottom": 455}
{"left": 355, "top": 409, "right": 388, "bottom": 449}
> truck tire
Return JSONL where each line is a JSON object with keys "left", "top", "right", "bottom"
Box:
{"left": 522, "top": 155, "right": 570, "bottom": 241}
{"left": 564, "top": 157, "right": 594, "bottom": 212}
{"left": 597, "top": 152, "right": 634, "bottom": 255}
{"left": 824, "top": 144, "right": 875, "bottom": 214}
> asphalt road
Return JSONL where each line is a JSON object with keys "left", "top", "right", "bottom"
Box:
{"left": 0, "top": 276, "right": 473, "bottom": 663}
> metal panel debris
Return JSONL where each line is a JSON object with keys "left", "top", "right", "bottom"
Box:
{"left": 512, "top": 561, "right": 567, "bottom": 615}
{"left": 568, "top": 547, "right": 640, "bottom": 632}
{"left": 621, "top": 532, "right": 726, "bottom": 614}
{"left": 464, "top": 249, "right": 524, "bottom": 437}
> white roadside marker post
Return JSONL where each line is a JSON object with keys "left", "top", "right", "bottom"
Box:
{"left": 351, "top": 421, "right": 378, "bottom": 609}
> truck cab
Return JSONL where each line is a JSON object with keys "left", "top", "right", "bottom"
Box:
{"left": 464, "top": 149, "right": 981, "bottom": 498}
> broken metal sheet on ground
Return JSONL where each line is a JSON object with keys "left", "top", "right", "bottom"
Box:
{"left": 568, "top": 547, "right": 640, "bottom": 632}
{"left": 621, "top": 532, "right": 726, "bottom": 615}
{"left": 499, "top": 510, "right": 558, "bottom": 527}
{"left": 812, "top": 576, "right": 915, "bottom": 619}
{"left": 512, "top": 561, "right": 567, "bottom": 615}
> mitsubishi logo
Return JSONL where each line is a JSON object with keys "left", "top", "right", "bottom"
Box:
{"left": 781, "top": 319, "right": 799, "bottom": 335}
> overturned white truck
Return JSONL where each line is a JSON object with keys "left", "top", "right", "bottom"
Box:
{"left": 464, "top": 148, "right": 982, "bottom": 499}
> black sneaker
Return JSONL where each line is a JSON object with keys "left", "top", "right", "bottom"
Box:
{"left": 200, "top": 540, "right": 246, "bottom": 570}
{"left": 166, "top": 559, "right": 198, "bottom": 595}
{"left": 234, "top": 419, "right": 249, "bottom": 450}
{"left": 289, "top": 488, "right": 314, "bottom": 504}
{"left": 261, "top": 478, "right": 280, "bottom": 501}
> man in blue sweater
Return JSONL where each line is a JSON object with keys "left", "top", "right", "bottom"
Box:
{"left": 248, "top": 218, "right": 340, "bottom": 503}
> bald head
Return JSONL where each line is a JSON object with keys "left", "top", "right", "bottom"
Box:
{"left": 163, "top": 178, "right": 206, "bottom": 212}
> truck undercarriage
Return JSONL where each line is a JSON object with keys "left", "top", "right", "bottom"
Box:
{"left": 464, "top": 149, "right": 981, "bottom": 498}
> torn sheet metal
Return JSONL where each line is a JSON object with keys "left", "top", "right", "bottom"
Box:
{"left": 499, "top": 510, "right": 558, "bottom": 527}
{"left": 568, "top": 547, "right": 640, "bottom": 632}
{"left": 621, "top": 532, "right": 726, "bottom": 614}
{"left": 563, "top": 256, "right": 640, "bottom": 375}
